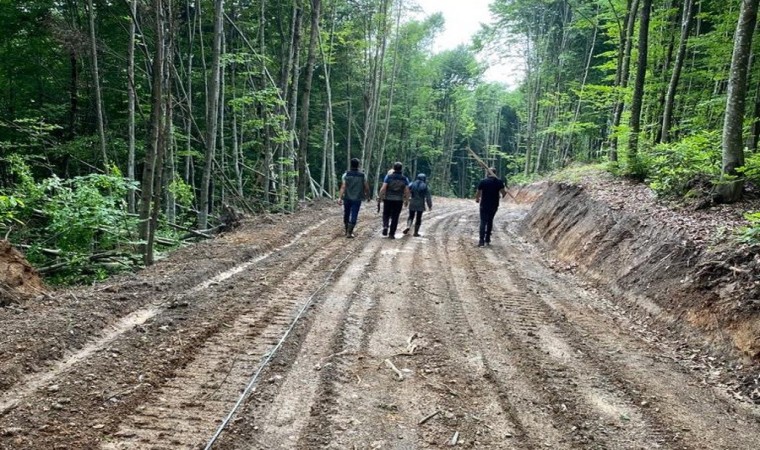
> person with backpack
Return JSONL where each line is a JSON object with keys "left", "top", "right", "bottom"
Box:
{"left": 403, "top": 173, "right": 432, "bottom": 237}
{"left": 337, "top": 158, "right": 370, "bottom": 238}
{"left": 474, "top": 167, "right": 507, "bottom": 247}
{"left": 378, "top": 162, "right": 410, "bottom": 239}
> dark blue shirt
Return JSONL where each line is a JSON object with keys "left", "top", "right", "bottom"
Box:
{"left": 478, "top": 177, "right": 506, "bottom": 210}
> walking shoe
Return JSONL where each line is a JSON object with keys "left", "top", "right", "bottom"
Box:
{"left": 403, "top": 227, "right": 410, "bottom": 235}
{"left": 382, "top": 227, "right": 388, "bottom": 236}
{"left": 388, "top": 234, "right": 395, "bottom": 239}
{"left": 478, "top": 240, "right": 485, "bottom": 247}
{"left": 413, "top": 233, "right": 421, "bottom": 237}
{"left": 347, "top": 223, "right": 355, "bottom": 238}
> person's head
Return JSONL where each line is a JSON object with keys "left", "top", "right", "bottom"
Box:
{"left": 393, "top": 162, "right": 403, "bottom": 173}
{"left": 416, "top": 173, "right": 426, "bottom": 182}
{"left": 487, "top": 167, "right": 498, "bottom": 177}
{"left": 350, "top": 158, "right": 360, "bottom": 170}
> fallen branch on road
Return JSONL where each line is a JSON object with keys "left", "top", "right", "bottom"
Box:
{"left": 384, "top": 358, "right": 404, "bottom": 381}
{"left": 419, "top": 410, "right": 440, "bottom": 425}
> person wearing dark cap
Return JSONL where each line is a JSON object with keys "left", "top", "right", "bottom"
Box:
{"left": 378, "top": 162, "right": 410, "bottom": 239}
{"left": 338, "top": 157, "right": 370, "bottom": 238}
{"left": 474, "top": 167, "right": 507, "bottom": 247}
{"left": 403, "top": 173, "right": 432, "bottom": 237}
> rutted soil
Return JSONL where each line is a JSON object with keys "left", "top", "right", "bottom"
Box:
{"left": 1, "top": 195, "right": 760, "bottom": 449}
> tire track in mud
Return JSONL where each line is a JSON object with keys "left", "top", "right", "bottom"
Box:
{"left": 102, "top": 226, "right": 355, "bottom": 449}
{"left": 426, "top": 212, "right": 562, "bottom": 449}
{"left": 221, "top": 207, "right": 469, "bottom": 449}
{"left": 0, "top": 219, "right": 332, "bottom": 419}
{"left": 489, "top": 215, "right": 760, "bottom": 449}
{"left": 292, "top": 208, "right": 468, "bottom": 448}
{"left": 398, "top": 211, "right": 526, "bottom": 449}
{"left": 454, "top": 236, "right": 674, "bottom": 449}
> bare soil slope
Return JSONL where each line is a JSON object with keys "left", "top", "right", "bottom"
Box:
{"left": 1, "top": 196, "right": 759, "bottom": 449}
{"left": 0, "top": 240, "right": 45, "bottom": 306}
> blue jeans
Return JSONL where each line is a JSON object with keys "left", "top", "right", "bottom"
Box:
{"left": 343, "top": 199, "right": 362, "bottom": 225}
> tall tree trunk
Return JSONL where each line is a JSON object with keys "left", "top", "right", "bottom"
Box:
{"left": 319, "top": 2, "right": 337, "bottom": 197}
{"left": 719, "top": 0, "right": 760, "bottom": 202}
{"left": 287, "top": 2, "right": 304, "bottom": 210}
{"left": 139, "top": 0, "right": 166, "bottom": 265}
{"left": 127, "top": 0, "right": 137, "bottom": 214}
{"left": 627, "top": 0, "right": 652, "bottom": 172}
{"left": 86, "top": 0, "right": 108, "bottom": 168}
{"left": 297, "top": 0, "right": 322, "bottom": 199}
{"left": 198, "top": 0, "right": 225, "bottom": 229}
{"left": 661, "top": 0, "right": 695, "bottom": 143}
{"left": 373, "top": 0, "right": 401, "bottom": 196}
{"left": 261, "top": 0, "right": 274, "bottom": 203}
{"left": 610, "top": 0, "right": 640, "bottom": 162}
{"left": 69, "top": 50, "right": 78, "bottom": 139}
{"left": 749, "top": 78, "right": 760, "bottom": 150}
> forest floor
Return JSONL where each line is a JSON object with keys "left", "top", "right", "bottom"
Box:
{"left": 2, "top": 182, "right": 760, "bottom": 449}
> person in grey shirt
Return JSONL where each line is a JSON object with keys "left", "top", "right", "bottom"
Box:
{"left": 338, "top": 158, "right": 370, "bottom": 238}
{"left": 403, "top": 173, "right": 432, "bottom": 236}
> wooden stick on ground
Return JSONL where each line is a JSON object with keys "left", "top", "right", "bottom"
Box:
{"left": 419, "top": 410, "right": 440, "bottom": 425}
{"left": 384, "top": 358, "right": 404, "bottom": 381}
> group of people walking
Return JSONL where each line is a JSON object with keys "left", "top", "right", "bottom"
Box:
{"left": 338, "top": 158, "right": 507, "bottom": 245}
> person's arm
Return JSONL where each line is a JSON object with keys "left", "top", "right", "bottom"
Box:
{"left": 378, "top": 183, "right": 388, "bottom": 200}
{"left": 500, "top": 187, "right": 508, "bottom": 199}
{"left": 426, "top": 189, "right": 432, "bottom": 210}
{"left": 338, "top": 181, "right": 346, "bottom": 205}
{"left": 363, "top": 181, "right": 371, "bottom": 200}
{"left": 475, "top": 189, "right": 482, "bottom": 203}
{"left": 403, "top": 186, "right": 411, "bottom": 206}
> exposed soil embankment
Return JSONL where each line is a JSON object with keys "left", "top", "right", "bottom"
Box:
{"left": 0, "top": 241, "right": 45, "bottom": 306}
{"left": 518, "top": 182, "right": 760, "bottom": 365}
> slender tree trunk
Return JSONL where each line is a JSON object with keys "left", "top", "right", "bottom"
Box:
{"left": 69, "top": 50, "right": 78, "bottom": 139}
{"left": 260, "top": 0, "right": 274, "bottom": 203}
{"left": 198, "top": 0, "right": 225, "bottom": 229}
{"left": 219, "top": 34, "right": 227, "bottom": 207}
{"left": 297, "top": 0, "right": 322, "bottom": 199}
{"left": 749, "top": 79, "right": 760, "bottom": 150}
{"left": 86, "top": 0, "right": 108, "bottom": 167}
{"left": 127, "top": 0, "right": 137, "bottom": 213}
{"left": 373, "top": 0, "right": 401, "bottom": 195}
{"left": 610, "top": 0, "right": 640, "bottom": 162}
{"left": 562, "top": 12, "right": 599, "bottom": 162}
{"left": 661, "top": 0, "right": 695, "bottom": 143}
{"left": 628, "top": 0, "right": 652, "bottom": 172}
{"left": 319, "top": 3, "right": 337, "bottom": 197}
{"left": 719, "top": 0, "right": 760, "bottom": 202}
{"left": 287, "top": 2, "right": 304, "bottom": 210}
{"left": 139, "top": 0, "right": 166, "bottom": 265}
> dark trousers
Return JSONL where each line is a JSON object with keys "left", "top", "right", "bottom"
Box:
{"left": 479, "top": 207, "right": 498, "bottom": 243}
{"left": 343, "top": 199, "right": 362, "bottom": 225}
{"left": 407, "top": 210, "right": 423, "bottom": 230}
{"left": 383, "top": 200, "right": 404, "bottom": 235}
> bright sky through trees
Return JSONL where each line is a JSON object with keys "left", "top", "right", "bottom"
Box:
{"left": 415, "top": 0, "right": 523, "bottom": 88}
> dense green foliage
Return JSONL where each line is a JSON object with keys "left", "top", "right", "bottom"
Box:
{"left": 3, "top": 0, "right": 760, "bottom": 281}
{"left": 483, "top": 0, "right": 760, "bottom": 197}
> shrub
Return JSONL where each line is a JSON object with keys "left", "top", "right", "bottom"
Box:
{"left": 641, "top": 131, "right": 721, "bottom": 197}
{"left": 739, "top": 211, "right": 760, "bottom": 244}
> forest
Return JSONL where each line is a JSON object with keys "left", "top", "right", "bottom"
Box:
{"left": 2, "top": 0, "right": 760, "bottom": 281}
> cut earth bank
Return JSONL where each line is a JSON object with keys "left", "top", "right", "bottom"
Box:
{"left": 513, "top": 175, "right": 760, "bottom": 402}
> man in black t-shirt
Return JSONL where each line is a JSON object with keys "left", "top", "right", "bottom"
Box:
{"left": 474, "top": 167, "right": 507, "bottom": 247}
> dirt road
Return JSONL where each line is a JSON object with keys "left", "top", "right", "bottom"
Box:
{"left": 1, "top": 198, "right": 760, "bottom": 449}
